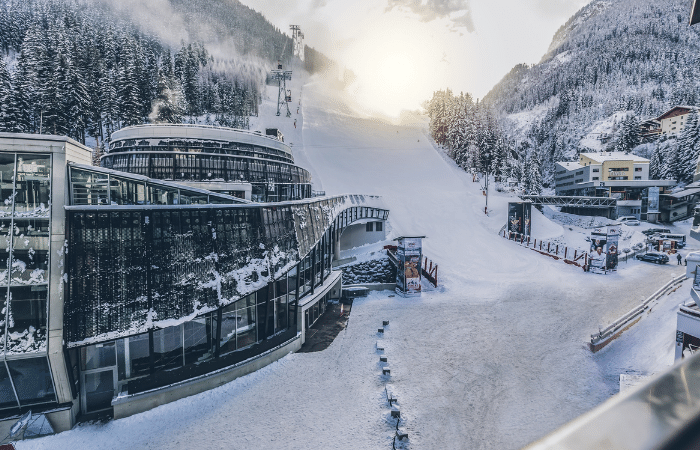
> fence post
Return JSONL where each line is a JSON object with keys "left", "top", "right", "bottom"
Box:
{"left": 565, "top": 247, "right": 568, "bottom": 259}
{"left": 574, "top": 250, "right": 577, "bottom": 260}
{"left": 547, "top": 242, "right": 551, "bottom": 253}
{"left": 527, "top": 236, "right": 531, "bottom": 246}
{"left": 556, "top": 244, "right": 559, "bottom": 255}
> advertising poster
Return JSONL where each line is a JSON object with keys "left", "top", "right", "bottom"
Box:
{"left": 589, "top": 226, "right": 618, "bottom": 272}
{"left": 396, "top": 237, "right": 422, "bottom": 297}
{"left": 589, "top": 228, "right": 608, "bottom": 272}
{"left": 648, "top": 187, "right": 660, "bottom": 214}
{"left": 606, "top": 226, "right": 619, "bottom": 271}
{"left": 507, "top": 202, "right": 532, "bottom": 237}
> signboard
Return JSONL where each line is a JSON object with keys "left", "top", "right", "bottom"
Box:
{"left": 507, "top": 202, "right": 532, "bottom": 237}
{"left": 606, "top": 226, "right": 619, "bottom": 271}
{"left": 589, "top": 226, "right": 618, "bottom": 273}
{"left": 396, "top": 237, "right": 422, "bottom": 297}
{"left": 648, "top": 187, "right": 660, "bottom": 214}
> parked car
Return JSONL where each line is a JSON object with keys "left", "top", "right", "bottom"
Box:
{"left": 635, "top": 252, "right": 669, "bottom": 264}
{"left": 618, "top": 216, "right": 640, "bottom": 226}
{"left": 643, "top": 228, "right": 671, "bottom": 236}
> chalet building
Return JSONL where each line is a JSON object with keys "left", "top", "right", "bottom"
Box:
{"left": 655, "top": 106, "right": 699, "bottom": 137}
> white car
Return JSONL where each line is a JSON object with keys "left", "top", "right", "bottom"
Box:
{"left": 618, "top": 216, "right": 640, "bottom": 226}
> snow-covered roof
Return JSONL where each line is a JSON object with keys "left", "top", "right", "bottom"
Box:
{"left": 556, "top": 161, "right": 583, "bottom": 170}
{"left": 580, "top": 152, "right": 649, "bottom": 163}
{"left": 656, "top": 106, "right": 700, "bottom": 121}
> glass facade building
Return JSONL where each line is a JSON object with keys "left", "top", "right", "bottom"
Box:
{"left": 102, "top": 125, "right": 313, "bottom": 202}
{"left": 0, "top": 131, "right": 389, "bottom": 430}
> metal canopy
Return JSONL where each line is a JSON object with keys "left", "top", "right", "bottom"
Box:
{"left": 519, "top": 195, "right": 617, "bottom": 208}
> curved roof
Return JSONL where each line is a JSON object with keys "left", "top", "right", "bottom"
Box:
{"left": 110, "top": 124, "right": 293, "bottom": 156}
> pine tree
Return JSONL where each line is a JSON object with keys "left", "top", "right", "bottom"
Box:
{"left": 678, "top": 112, "right": 700, "bottom": 184}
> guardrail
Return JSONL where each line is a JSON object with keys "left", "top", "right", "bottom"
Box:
{"left": 589, "top": 273, "right": 687, "bottom": 352}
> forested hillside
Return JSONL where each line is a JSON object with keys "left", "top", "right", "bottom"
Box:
{"left": 0, "top": 0, "right": 330, "bottom": 148}
{"left": 482, "top": 0, "right": 700, "bottom": 187}
{"left": 429, "top": 0, "right": 700, "bottom": 191}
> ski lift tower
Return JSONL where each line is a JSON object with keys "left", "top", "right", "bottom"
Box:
{"left": 270, "top": 63, "right": 292, "bottom": 117}
{"left": 290, "top": 25, "right": 305, "bottom": 62}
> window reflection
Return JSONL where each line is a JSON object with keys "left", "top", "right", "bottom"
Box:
{"left": 6, "top": 357, "right": 56, "bottom": 405}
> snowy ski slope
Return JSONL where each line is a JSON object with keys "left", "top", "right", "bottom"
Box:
{"left": 18, "top": 72, "right": 685, "bottom": 450}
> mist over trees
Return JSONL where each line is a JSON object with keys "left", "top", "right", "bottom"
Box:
{"left": 0, "top": 0, "right": 335, "bottom": 147}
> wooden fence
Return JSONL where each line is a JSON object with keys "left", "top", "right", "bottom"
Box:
{"left": 502, "top": 230, "right": 588, "bottom": 270}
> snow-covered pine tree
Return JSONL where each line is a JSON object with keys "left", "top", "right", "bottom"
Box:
{"left": 678, "top": 111, "right": 700, "bottom": 184}
{"left": 0, "top": 58, "right": 11, "bottom": 131}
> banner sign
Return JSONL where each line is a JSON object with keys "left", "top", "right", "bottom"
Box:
{"left": 648, "top": 187, "right": 660, "bottom": 214}
{"left": 589, "top": 226, "right": 618, "bottom": 273}
{"left": 396, "top": 237, "right": 422, "bottom": 297}
{"left": 507, "top": 202, "right": 532, "bottom": 237}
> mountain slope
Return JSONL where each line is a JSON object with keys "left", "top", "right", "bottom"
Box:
{"left": 483, "top": 0, "right": 700, "bottom": 184}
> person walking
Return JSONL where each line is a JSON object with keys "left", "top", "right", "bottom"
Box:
{"left": 678, "top": 252, "right": 683, "bottom": 265}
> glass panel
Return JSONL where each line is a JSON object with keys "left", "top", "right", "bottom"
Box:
{"left": 148, "top": 186, "right": 179, "bottom": 205}
{"left": 11, "top": 219, "right": 49, "bottom": 285}
{"left": 184, "top": 315, "right": 213, "bottom": 365}
{"left": 219, "top": 309, "right": 238, "bottom": 355}
{"left": 6, "top": 286, "right": 47, "bottom": 354}
{"left": 275, "top": 296, "right": 288, "bottom": 332}
{"left": 152, "top": 326, "right": 183, "bottom": 372}
{"left": 84, "top": 369, "right": 114, "bottom": 412}
{"left": 70, "top": 168, "right": 109, "bottom": 206}
{"left": 110, "top": 178, "right": 146, "bottom": 205}
{"left": 14, "top": 155, "right": 50, "bottom": 217}
{"left": 0, "top": 154, "right": 14, "bottom": 217}
{"left": 236, "top": 306, "right": 256, "bottom": 349}
{"left": 0, "top": 219, "right": 10, "bottom": 286}
{"left": 127, "top": 334, "right": 150, "bottom": 378}
{"left": 0, "top": 364, "right": 17, "bottom": 409}
{"left": 81, "top": 342, "right": 116, "bottom": 371}
{"left": 6, "top": 357, "right": 55, "bottom": 405}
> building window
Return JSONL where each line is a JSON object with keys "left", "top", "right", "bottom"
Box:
{"left": 635, "top": 176, "right": 641, "bottom": 180}
{"left": 592, "top": 168, "right": 599, "bottom": 173}
{"left": 635, "top": 167, "right": 642, "bottom": 172}
{"left": 592, "top": 177, "right": 599, "bottom": 181}
{"left": 366, "top": 222, "right": 373, "bottom": 232}
{"left": 376, "top": 221, "right": 383, "bottom": 232}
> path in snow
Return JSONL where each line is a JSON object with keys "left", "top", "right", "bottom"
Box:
{"left": 18, "top": 73, "right": 687, "bottom": 450}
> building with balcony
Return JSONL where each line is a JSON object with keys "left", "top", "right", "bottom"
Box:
{"left": 655, "top": 106, "right": 699, "bottom": 137}
{"left": 554, "top": 152, "right": 676, "bottom": 220}
{"left": 0, "top": 131, "right": 390, "bottom": 435}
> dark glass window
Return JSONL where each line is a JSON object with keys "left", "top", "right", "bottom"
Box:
{"left": 81, "top": 342, "right": 117, "bottom": 371}
{"left": 184, "top": 315, "right": 214, "bottom": 365}
{"left": 127, "top": 334, "right": 150, "bottom": 378}
{"left": 376, "top": 221, "right": 383, "bottom": 232}
{"left": 0, "top": 364, "right": 17, "bottom": 409}
{"left": 14, "top": 154, "right": 50, "bottom": 216}
{"left": 6, "top": 357, "right": 55, "bottom": 405}
{"left": 6, "top": 286, "right": 47, "bottom": 353}
{"left": 0, "top": 154, "right": 14, "bottom": 216}
{"left": 366, "top": 222, "right": 373, "bottom": 232}
{"left": 152, "top": 326, "right": 183, "bottom": 372}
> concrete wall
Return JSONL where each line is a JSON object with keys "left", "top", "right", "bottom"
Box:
{"left": 339, "top": 220, "right": 386, "bottom": 252}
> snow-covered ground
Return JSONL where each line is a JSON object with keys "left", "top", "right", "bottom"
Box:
{"left": 19, "top": 72, "right": 695, "bottom": 450}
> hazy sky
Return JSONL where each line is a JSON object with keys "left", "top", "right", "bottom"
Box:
{"left": 239, "top": 0, "right": 591, "bottom": 116}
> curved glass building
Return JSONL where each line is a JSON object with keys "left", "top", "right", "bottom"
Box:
{"left": 0, "top": 131, "right": 389, "bottom": 433}
{"left": 103, "top": 125, "right": 313, "bottom": 202}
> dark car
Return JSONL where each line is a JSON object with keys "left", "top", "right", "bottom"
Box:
{"left": 635, "top": 252, "right": 670, "bottom": 264}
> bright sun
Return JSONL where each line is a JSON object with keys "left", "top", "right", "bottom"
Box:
{"left": 342, "top": 20, "right": 436, "bottom": 117}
